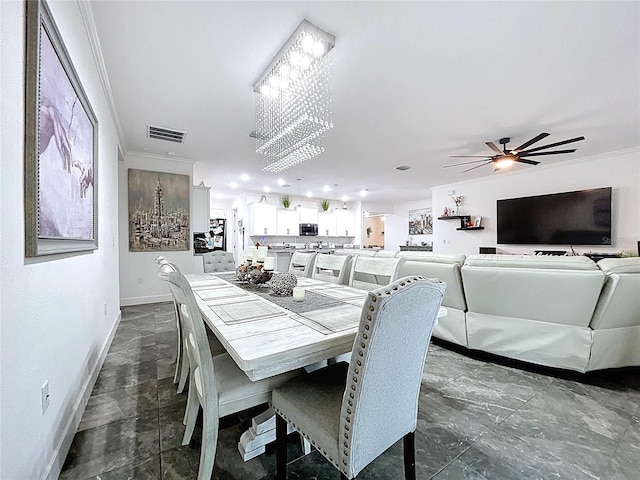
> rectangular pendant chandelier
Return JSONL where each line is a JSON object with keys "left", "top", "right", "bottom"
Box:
{"left": 253, "top": 20, "right": 335, "bottom": 172}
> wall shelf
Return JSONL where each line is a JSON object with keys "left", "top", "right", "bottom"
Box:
{"left": 457, "top": 226, "right": 484, "bottom": 231}
{"left": 439, "top": 215, "right": 483, "bottom": 231}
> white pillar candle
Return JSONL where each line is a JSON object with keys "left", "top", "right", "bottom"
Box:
{"left": 292, "top": 287, "right": 305, "bottom": 302}
{"left": 257, "top": 246, "right": 268, "bottom": 262}
{"left": 263, "top": 257, "right": 275, "bottom": 271}
{"left": 250, "top": 246, "right": 258, "bottom": 263}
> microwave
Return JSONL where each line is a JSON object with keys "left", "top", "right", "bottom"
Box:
{"left": 299, "top": 223, "right": 318, "bottom": 236}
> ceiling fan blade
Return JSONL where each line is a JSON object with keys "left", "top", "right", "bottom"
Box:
{"left": 517, "top": 158, "right": 541, "bottom": 165}
{"left": 519, "top": 136, "right": 585, "bottom": 155}
{"left": 512, "top": 132, "right": 550, "bottom": 152}
{"left": 519, "top": 149, "right": 577, "bottom": 157}
{"left": 448, "top": 155, "right": 493, "bottom": 158}
{"left": 445, "top": 159, "right": 492, "bottom": 167}
{"left": 462, "top": 161, "right": 492, "bottom": 173}
{"left": 485, "top": 142, "right": 503, "bottom": 154}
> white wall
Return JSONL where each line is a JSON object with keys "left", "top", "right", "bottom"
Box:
{"left": 431, "top": 149, "right": 640, "bottom": 255}
{"left": 118, "top": 153, "right": 195, "bottom": 305}
{"left": 0, "top": 2, "right": 121, "bottom": 478}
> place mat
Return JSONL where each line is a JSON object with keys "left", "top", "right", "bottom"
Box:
{"left": 209, "top": 297, "right": 286, "bottom": 324}
{"left": 294, "top": 304, "right": 363, "bottom": 334}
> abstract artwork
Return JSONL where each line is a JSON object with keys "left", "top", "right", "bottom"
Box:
{"left": 128, "top": 169, "right": 190, "bottom": 252}
{"left": 408, "top": 208, "right": 433, "bottom": 235}
{"left": 25, "top": 0, "right": 98, "bottom": 256}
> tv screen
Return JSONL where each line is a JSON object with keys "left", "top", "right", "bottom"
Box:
{"left": 497, "top": 187, "right": 612, "bottom": 246}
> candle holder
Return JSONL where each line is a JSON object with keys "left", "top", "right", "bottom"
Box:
{"left": 236, "top": 261, "right": 273, "bottom": 285}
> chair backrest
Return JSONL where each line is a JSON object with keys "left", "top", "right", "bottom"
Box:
{"left": 348, "top": 256, "right": 406, "bottom": 291}
{"left": 340, "top": 276, "right": 445, "bottom": 478}
{"left": 311, "top": 253, "right": 352, "bottom": 285}
{"left": 203, "top": 251, "right": 235, "bottom": 273}
{"left": 288, "top": 251, "right": 317, "bottom": 277}
{"left": 373, "top": 250, "right": 398, "bottom": 258}
{"left": 159, "top": 265, "right": 219, "bottom": 409}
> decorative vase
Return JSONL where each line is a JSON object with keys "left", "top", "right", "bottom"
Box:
{"left": 270, "top": 273, "right": 297, "bottom": 296}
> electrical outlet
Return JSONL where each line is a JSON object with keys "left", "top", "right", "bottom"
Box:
{"left": 41, "top": 381, "right": 50, "bottom": 414}
{"left": 137, "top": 276, "right": 143, "bottom": 284}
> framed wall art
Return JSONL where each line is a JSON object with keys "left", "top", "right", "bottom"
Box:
{"left": 408, "top": 208, "right": 433, "bottom": 235}
{"left": 25, "top": 0, "right": 98, "bottom": 256}
{"left": 128, "top": 169, "right": 191, "bottom": 252}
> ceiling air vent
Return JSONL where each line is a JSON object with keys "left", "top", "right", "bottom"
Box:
{"left": 147, "top": 125, "right": 187, "bottom": 144}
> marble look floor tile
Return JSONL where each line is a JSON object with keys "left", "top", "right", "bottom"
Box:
{"left": 599, "top": 414, "right": 639, "bottom": 480}
{"left": 78, "top": 380, "right": 158, "bottom": 431}
{"left": 61, "top": 411, "right": 159, "bottom": 480}
{"left": 157, "top": 356, "right": 178, "bottom": 380}
{"left": 83, "top": 455, "right": 161, "bottom": 480}
{"left": 158, "top": 377, "right": 188, "bottom": 408}
{"left": 92, "top": 360, "right": 157, "bottom": 395}
{"left": 108, "top": 333, "right": 157, "bottom": 354}
{"left": 102, "top": 346, "right": 168, "bottom": 369}
{"left": 431, "top": 459, "right": 488, "bottom": 479}
{"left": 159, "top": 401, "right": 192, "bottom": 452}
{"left": 413, "top": 421, "right": 473, "bottom": 478}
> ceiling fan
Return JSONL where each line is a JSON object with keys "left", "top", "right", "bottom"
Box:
{"left": 446, "top": 133, "right": 585, "bottom": 173}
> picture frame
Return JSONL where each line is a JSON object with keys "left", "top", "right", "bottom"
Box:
{"left": 474, "top": 216, "right": 482, "bottom": 228}
{"left": 128, "top": 169, "right": 191, "bottom": 252}
{"left": 408, "top": 208, "right": 433, "bottom": 235}
{"left": 25, "top": 0, "right": 98, "bottom": 257}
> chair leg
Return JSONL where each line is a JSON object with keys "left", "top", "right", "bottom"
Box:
{"left": 176, "top": 340, "right": 190, "bottom": 394}
{"left": 182, "top": 383, "right": 200, "bottom": 445}
{"left": 275, "top": 414, "right": 288, "bottom": 480}
{"left": 198, "top": 404, "right": 219, "bottom": 480}
{"left": 403, "top": 431, "right": 416, "bottom": 480}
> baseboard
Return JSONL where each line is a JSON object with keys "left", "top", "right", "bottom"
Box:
{"left": 120, "top": 293, "right": 172, "bottom": 306}
{"left": 44, "top": 310, "right": 122, "bottom": 480}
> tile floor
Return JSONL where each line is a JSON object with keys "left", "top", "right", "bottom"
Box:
{"left": 61, "top": 302, "right": 639, "bottom": 479}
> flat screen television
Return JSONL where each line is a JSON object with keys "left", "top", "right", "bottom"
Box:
{"left": 496, "top": 187, "right": 612, "bottom": 246}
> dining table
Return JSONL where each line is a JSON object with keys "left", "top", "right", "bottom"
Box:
{"left": 185, "top": 271, "right": 447, "bottom": 460}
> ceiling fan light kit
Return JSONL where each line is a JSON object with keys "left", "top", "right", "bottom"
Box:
{"left": 446, "top": 133, "right": 585, "bottom": 173}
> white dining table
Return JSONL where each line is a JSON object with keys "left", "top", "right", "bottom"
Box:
{"left": 185, "top": 272, "right": 447, "bottom": 460}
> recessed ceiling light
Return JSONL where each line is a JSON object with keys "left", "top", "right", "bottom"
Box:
{"left": 240, "top": 173, "right": 250, "bottom": 181}
{"left": 360, "top": 189, "right": 368, "bottom": 197}
{"left": 395, "top": 165, "right": 411, "bottom": 171}
{"left": 306, "top": 191, "right": 313, "bottom": 197}
{"left": 340, "top": 195, "right": 348, "bottom": 202}
{"left": 323, "top": 185, "right": 331, "bottom": 192}
{"left": 264, "top": 186, "right": 271, "bottom": 193}
{"left": 230, "top": 181, "right": 238, "bottom": 188}
{"left": 277, "top": 178, "right": 286, "bottom": 186}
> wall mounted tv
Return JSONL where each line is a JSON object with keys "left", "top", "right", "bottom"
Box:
{"left": 496, "top": 187, "right": 612, "bottom": 246}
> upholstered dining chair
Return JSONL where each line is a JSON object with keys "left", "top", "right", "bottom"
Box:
{"left": 288, "top": 251, "right": 317, "bottom": 277}
{"left": 311, "top": 253, "right": 352, "bottom": 285}
{"left": 272, "top": 275, "right": 445, "bottom": 480}
{"left": 155, "top": 257, "right": 225, "bottom": 393}
{"left": 348, "top": 255, "right": 406, "bottom": 291}
{"left": 158, "top": 264, "right": 302, "bottom": 480}
{"left": 202, "top": 250, "right": 235, "bottom": 273}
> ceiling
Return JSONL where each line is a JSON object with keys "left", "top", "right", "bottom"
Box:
{"left": 89, "top": 1, "right": 640, "bottom": 205}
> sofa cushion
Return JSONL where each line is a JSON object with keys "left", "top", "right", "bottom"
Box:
{"left": 464, "top": 254, "right": 600, "bottom": 270}
{"left": 597, "top": 257, "right": 640, "bottom": 274}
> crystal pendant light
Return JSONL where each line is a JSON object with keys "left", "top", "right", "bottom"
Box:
{"left": 253, "top": 20, "right": 335, "bottom": 172}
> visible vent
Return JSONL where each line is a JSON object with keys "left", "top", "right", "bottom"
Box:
{"left": 395, "top": 165, "right": 411, "bottom": 171}
{"left": 147, "top": 125, "right": 187, "bottom": 143}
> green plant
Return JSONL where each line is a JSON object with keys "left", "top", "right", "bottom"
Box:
{"left": 366, "top": 226, "right": 372, "bottom": 238}
{"left": 280, "top": 195, "right": 291, "bottom": 209}
{"left": 620, "top": 250, "right": 638, "bottom": 257}
{"left": 320, "top": 199, "right": 331, "bottom": 212}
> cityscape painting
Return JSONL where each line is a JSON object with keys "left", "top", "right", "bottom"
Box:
{"left": 128, "top": 169, "right": 190, "bottom": 252}
{"left": 408, "top": 208, "right": 433, "bottom": 235}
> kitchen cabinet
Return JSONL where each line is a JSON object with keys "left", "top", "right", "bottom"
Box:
{"left": 277, "top": 209, "right": 299, "bottom": 236}
{"left": 318, "top": 212, "right": 336, "bottom": 237}
{"left": 249, "top": 203, "right": 277, "bottom": 236}
{"left": 335, "top": 210, "right": 356, "bottom": 236}
{"left": 298, "top": 207, "right": 318, "bottom": 224}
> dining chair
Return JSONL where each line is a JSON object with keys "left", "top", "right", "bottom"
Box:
{"left": 155, "top": 257, "right": 225, "bottom": 393}
{"left": 348, "top": 255, "right": 406, "bottom": 291}
{"left": 272, "top": 275, "right": 446, "bottom": 480}
{"left": 158, "top": 264, "right": 302, "bottom": 480}
{"left": 202, "top": 250, "right": 235, "bottom": 273}
{"left": 288, "top": 251, "right": 317, "bottom": 277}
{"left": 311, "top": 253, "right": 352, "bottom": 285}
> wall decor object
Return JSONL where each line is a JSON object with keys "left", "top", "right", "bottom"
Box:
{"left": 128, "top": 169, "right": 190, "bottom": 252}
{"left": 408, "top": 208, "right": 433, "bottom": 235}
{"left": 25, "top": 0, "right": 98, "bottom": 257}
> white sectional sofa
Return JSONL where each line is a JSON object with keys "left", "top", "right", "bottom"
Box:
{"left": 385, "top": 251, "right": 639, "bottom": 372}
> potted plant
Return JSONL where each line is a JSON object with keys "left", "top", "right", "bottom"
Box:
{"left": 280, "top": 195, "right": 291, "bottom": 209}
{"left": 320, "top": 199, "right": 330, "bottom": 212}
{"left": 366, "top": 226, "right": 372, "bottom": 238}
